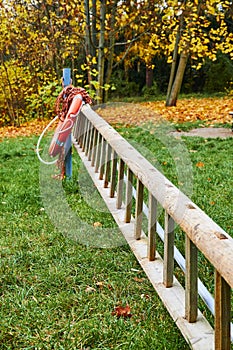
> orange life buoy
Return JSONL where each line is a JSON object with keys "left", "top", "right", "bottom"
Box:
{"left": 49, "top": 94, "right": 83, "bottom": 157}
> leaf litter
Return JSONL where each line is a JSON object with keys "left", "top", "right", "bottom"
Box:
{"left": 0, "top": 96, "right": 232, "bottom": 139}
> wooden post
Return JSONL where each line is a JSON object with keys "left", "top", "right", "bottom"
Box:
{"left": 116, "top": 159, "right": 124, "bottom": 209}
{"left": 84, "top": 120, "right": 91, "bottom": 156}
{"left": 125, "top": 168, "right": 133, "bottom": 223}
{"left": 134, "top": 179, "right": 144, "bottom": 240}
{"left": 104, "top": 144, "right": 111, "bottom": 188}
{"left": 91, "top": 128, "right": 98, "bottom": 167}
{"left": 185, "top": 236, "right": 198, "bottom": 323}
{"left": 77, "top": 113, "right": 85, "bottom": 147}
{"left": 87, "top": 124, "right": 94, "bottom": 160}
{"left": 63, "top": 68, "right": 72, "bottom": 179}
{"left": 82, "top": 118, "right": 88, "bottom": 152}
{"left": 163, "top": 212, "right": 174, "bottom": 287}
{"left": 215, "top": 270, "right": 231, "bottom": 350}
{"left": 99, "top": 137, "right": 106, "bottom": 180}
{"left": 110, "top": 150, "right": 117, "bottom": 198}
{"left": 148, "top": 193, "right": 157, "bottom": 261}
{"left": 95, "top": 133, "right": 102, "bottom": 173}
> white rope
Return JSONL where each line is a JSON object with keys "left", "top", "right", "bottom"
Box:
{"left": 36, "top": 115, "right": 58, "bottom": 165}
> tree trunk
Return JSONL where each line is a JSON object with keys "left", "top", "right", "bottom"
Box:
{"left": 105, "top": 0, "right": 118, "bottom": 102}
{"left": 166, "top": 26, "right": 181, "bottom": 106}
{"left": 97, "top": 0, "right": 106, "bottom": 104}
{"left": 91, "top": 0, "right": 97, "bottom": 57}
{"left": 166, "top": 50, "right": 189, "bottom": 107}
{"left": 166, "top": 11, "right": 184, "bottom": 106}
{"left": 146, "top": 66, "right": 153, "bottom": 88}
{"left": 84, "top": 0, "right": 92, "bottom": 86}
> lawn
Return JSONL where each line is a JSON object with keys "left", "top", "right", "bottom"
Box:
{"left": 0, "top": 120, "right": 232, "bottom": 349}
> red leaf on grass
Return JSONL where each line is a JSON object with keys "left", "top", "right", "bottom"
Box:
{"left": 112, "top": 305, "right": 132, "bottom": 318}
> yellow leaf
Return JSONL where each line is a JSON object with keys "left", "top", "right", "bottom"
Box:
{"left": 196, "top": 162, "right": 205, "bottom": 168}
{"left": 93, "top": 221, "right": 102, "bottom": 227}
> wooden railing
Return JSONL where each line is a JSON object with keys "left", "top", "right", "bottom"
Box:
{"left": 72, "top": 105, "right": 233, "bottom": 350}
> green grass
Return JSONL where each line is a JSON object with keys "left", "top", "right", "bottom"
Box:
{"left": 118, "top": 124, "right": 233, "bottom": 331}
{"left": 0, "top": 135, "right": 189, "bottom": 349}
{"left": 0, "top": 126, "right": 233, "bottom": 349}
{"left": 119, "top": 125, "right": 233, "bottom": 340}
{"left": 118, "top": 124, "right": 233, "bottom": 236}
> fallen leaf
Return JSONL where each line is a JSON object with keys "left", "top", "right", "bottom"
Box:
{"left": 1, "top": 96, "right": 232, "bottom": 139}
{"left": 112, "top": 305, "right": 132, "bottom": 318}
{"left": 93, "top": 221, "right": 102, "bottom": 227}
{"left": 196, "top": 161, "right": 205, "bottom": 168}
{"left": 85, "top": 286, "right": 96, "bottom": 293}
{"left": 133, "top": 277, "right": 145, "bottom": 283}
{"left": 96, "top": 281, "right": 104, "bottom": 289}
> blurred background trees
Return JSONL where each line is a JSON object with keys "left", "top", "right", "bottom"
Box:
{"left": 0, "top": 0, "right": 233, "bottom": 125}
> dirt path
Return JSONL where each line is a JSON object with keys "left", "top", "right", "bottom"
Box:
{"left": 171, "top": 127, "right": 233, "bottom": 139}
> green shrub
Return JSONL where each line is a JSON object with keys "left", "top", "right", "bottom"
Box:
{"left": 142, "top": 82, "right": 160, "bottom": 97}
{"left": 203, "top": 53, "right": 233, "bottom": 93}
{"left": 109, "top": 70, "right": 140, "bottom": 98}
{"left": 0, "top": 59, "right": 59, "bottom": 126}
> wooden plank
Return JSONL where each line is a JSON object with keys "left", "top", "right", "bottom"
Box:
{"left": 84, "top": 120, "right": 91, "bottom": 156}
{"left": 87, "top": 125, "right": 94, "bottom": 160}
{"left": 125, "top": 167, "right": 133, "bottom": 223}
{"left": 116, "top": 159, "right": 124, "bottom": 209}
{"left": 104, "top": 144, "right": 111, "bottom": 188}
{"left": 80, "top": 114, "right": 86, "bottom": 147}
{"left": 134, "top": 179, "right": 143, "bottom": 240}
{"left": 95, "top": 133, "right": 102, "bottom": 173}
{"left": 91, "top": 128, "right": 97, "bottom": 167}
{"left": 72, "top": 112, "right": 80, "bottom": 141}
{"left": 81, "top": 117, "right": 88, "bottom": 152}
{"left": 76, "top": 113, "right": 83, "bottom": 143}
{"left": 185, "top": 236, "right": 198, "bottom": 323}
{"left": 163, "top": 213, "right": 175, "bottom": 287}
{"left": 148, "top": 193, "right": 157, "bottom": 261}
{"left": 77, "top": 113, "right": 85, "bottom": 147}
{"left": 73, "top": 139, "right": 214, "bottom": 350}
{"left": 99, "top": 137, "right": 106, "bottom": 180}
{"left": 79, "top": 105, "right": 233, "bottom": 289}
{"left": 215, "top": 271, "right": 231, "bottom": 350}
{"left": 110, "top": 150, "right": 117, "bottom": 198}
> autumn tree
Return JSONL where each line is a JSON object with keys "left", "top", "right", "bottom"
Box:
{"left": 83, "top": 0, "right": 163, "bottom": 103}
{"left": 88, "top": 0, "right": 232, "bottom": 105}
{"left": 149, "top": 0, "right": 233, "bottom": 106}
{"left": 0, "top": 0, "right": 85, "bottom": 124}
{"left": 1, "top": 0, "right": 233, "bottom": 124}
{"left": 118, "top": 0, "right": 161, "bottom": 89}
